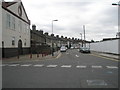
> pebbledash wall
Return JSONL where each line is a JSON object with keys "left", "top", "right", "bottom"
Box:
{"left": 2, "top": 1, "right": 31, "bottom": 58}
{"left": 89, "top": 39, "right": 119, "bottom": 55}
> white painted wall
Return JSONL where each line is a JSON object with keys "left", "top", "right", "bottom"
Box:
{"left": 0, "top": 2, "right": 2, "bottom": 48}
{"left": 0, "top": 2, "right": 2, "bottom": 90}
{"left": 89, "top": 39, "right": 119, "bottom": 54}
{"left": 2, "top": 2, "right": 30, "bottom": 48}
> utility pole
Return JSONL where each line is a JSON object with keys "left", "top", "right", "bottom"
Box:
{"left": 83, "top": 25, "right": 86, "bottom": 47}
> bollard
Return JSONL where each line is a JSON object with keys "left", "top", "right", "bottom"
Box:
{"left": 37, "top": 54, "right": 39, "bottom": 58}
{"left": 17, "top": 55, "right": 19, "bottom": 59}
{"left": 30, "top": 53, "right": 32, "bottom": 59}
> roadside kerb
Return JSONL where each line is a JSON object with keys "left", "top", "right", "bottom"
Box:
{"left": 2, "top": 51, "right": 61, "bottom": 63}
{"left": 91, "top": 51, "right": 119, "bottom": 60}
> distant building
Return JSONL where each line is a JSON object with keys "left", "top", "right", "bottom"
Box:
{"left": 2, "top": 0, "right": 31, "bottom": 57}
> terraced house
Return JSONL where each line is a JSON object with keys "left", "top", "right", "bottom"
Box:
{"left": 2, "top": 0, "right": 31, "bottom": 58}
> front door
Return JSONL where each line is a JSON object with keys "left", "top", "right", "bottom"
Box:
{"left": 18, "top": 40, "right": 23, "bottom": 55}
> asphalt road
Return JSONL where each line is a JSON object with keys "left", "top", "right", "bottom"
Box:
{"left": 2, "top": 49, "right": 118, "bottom": 88}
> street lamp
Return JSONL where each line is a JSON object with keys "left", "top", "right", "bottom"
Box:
{"left": 112, "top": 1, "right": 120, "bottom": 60}
{"left": 80, "top": 33, "right": 83, "bottom": 47}
{"left": 51, "top": 19, "right": 58, "bottom": 56}
{"left": 83, "top": 25, "right": 86, "bottom": 47}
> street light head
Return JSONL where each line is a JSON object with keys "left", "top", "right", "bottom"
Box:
{"left": 112, "top": 3, "right": 118, "bottom": 5}
{"left": 53, "top": 20, "right": 58, "bottom": 21}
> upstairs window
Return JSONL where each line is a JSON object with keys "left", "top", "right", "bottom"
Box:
{"left": 11, "top": 16, "right": 15, "bottom": 30}
{"left": 6, "top": 14, "right": 11, "bottom": 29}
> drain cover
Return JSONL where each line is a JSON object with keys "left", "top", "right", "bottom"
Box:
{"left": 87, "top": 80, "right": 107, "bottom": 86}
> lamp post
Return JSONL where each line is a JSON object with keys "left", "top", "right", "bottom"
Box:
{"left": 80, "top": 33, "right": 83, "bottom": 47}
{"left": 112, "top": 1, "right": 120, "bottom": 60}
{"left": 83, "top": 25, "right": 86, "bottom": 47}
{"left": 51, "top": 20, "right": 58, "bottom": 56}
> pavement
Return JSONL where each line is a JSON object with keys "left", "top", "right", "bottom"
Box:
{"left": 91, "top": 51, "right": 119, "bottom": 60}
{"left": 2, "top": 51, "right": 61, "bottom": 63}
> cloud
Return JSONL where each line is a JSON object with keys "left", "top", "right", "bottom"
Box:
{"left": 5, "top": 0, "right": 119, "bottom": 41}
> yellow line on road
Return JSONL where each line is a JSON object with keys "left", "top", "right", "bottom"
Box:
{"left": 91, "top": 54, "right": 119, "bottom": 62}
{"left": 56, "top": 53, "right": 62, "bottom": 59}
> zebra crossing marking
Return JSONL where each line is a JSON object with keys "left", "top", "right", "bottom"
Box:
{"left": 61, "top": 65, "right": 72, "bottom": 68}
{"left": 92, "top": 66, "right": 102, "bottom": 68}
{"left": 76, "top": 65, "right": 87, "bottom": 68}
{"left": 46, "top": 65, "right": 58, "bottom": 68}
{"left": 106, "top": 66, "right": 118, "bottom": 69}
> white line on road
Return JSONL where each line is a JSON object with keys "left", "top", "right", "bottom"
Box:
{"left": 106, "top": 66, "right": 118, "bottom": 69}
{"left": 21, "top": 64, "right": 32, "bottom": 67}
{"left": 76, "top": 65, "right": 87, "bottom": 68}
{"left": 75, "top": 55, "right": 79, "bottom": 57}
{"left": 46, "top": 65, "right": 58, "bottom": 68}
{"left": 92, "top": 66, "right": 102, "bottom": 68}
{"left": 8, "top": 64, "right": 19, "bottom": 67}
{"left": 61, "top": 65, "right": 72, "bottom": 68}
{"left": 0, "top": 64, "right": 8, "bottom": 66}
{"left": 33, "top": 64, "right": 44, "bottom": 67}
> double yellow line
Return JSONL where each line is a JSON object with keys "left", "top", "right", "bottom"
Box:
{"left": 91, "top": 54, "right": 119, "bottom": 62}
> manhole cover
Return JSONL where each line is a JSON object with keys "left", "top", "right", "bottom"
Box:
{"left": 87, "top": 80, "right": 107, "bottom": 86}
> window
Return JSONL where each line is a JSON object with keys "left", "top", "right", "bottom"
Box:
{"left": 24, "top": 39, "right": 26, "bottom": 46}
{"left": 6, "top": 14, "right": 11, "bottom": 29}
{"left": 27, "top": 25, "right": 29, "bottom": 34}
{"left": 12, "top": 16, "right": 15, "bottom": 30}
{"left": 18, "top": 21, "right": 22, "bottom": 32}
{"left": 12, "top": 37, "right": 15, "bottom": 46}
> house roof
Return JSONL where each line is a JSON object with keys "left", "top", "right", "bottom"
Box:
{"left": 2, "top": 2, "right": 17, "bottom": 8}
{"left": 2, "top": 1, "right": 30, "bottom": 25}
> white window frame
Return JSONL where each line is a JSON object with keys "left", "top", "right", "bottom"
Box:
{"left": 12, "top": 37, "right": 15, "bottom": 46}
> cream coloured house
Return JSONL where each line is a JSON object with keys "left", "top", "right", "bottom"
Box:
{"left": 2, "top": 0, "right": 30, "bottom": 57}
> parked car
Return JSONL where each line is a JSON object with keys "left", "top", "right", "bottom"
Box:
{"left": 70, "top": 46, "right": 74, "bottom": 49}
{"left": 60, "top": 46, "right": 67, "bottom": 52}
{"left": 79, "top": 47, "right": 91, "bottom": 53}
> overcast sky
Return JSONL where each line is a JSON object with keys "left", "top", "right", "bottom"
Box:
{"left": 6, "top": 0, "right": 119, "bottom": 41}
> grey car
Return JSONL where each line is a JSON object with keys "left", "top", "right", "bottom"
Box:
{"left": 79, "top": 47, "right": 91, "bottom": 53}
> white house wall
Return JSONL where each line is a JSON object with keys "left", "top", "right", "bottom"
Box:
{"left": 90, "top": 40, "right": 119, "bottom": 54}
{"left": 2, "top": 8, "right": 30, "bottom": 48}
{"left": 0, "top": 2, "right": 2, "bottom": 48}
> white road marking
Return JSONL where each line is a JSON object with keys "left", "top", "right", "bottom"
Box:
{"left": 0, "top": 64, "right": 8, "bottom": 66}
{"left": 33, "top": 64, "right": 44, "bottom": 67}
{"left": 8, "top": 64, "right": 19, "bottom": 67}
{"left": 46, "top": 65, "right": 58, "bottom": 68}
{"left": 92, "top": 66, "right": 102, "bottom": 68}
{"left": 61, "top": 65, "right": 72, "bottom": 68}
{"left": 76, "top": 55, "right": 79, "bottom": 57}
{"left": 76, "top": 65, "right": 87, "bottom": 68}
{"left": 106, "top": 66, "right": 118, "bottom": 69}
{"left": 21, "top": 64, "right": 32, "bottom": 67}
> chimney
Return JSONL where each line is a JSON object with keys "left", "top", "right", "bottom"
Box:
{"left": 32, "top": 24, "right": 36, "bottom": 30}
{"left": 56, "top": 35, "right": 59, "bottom": 38}
{"left": 65, "top": 37, "right": 67, "bottom": 39}
{"left": 51, "top": 34, "right": 54, "bottom": 37}
{"left": 39, "top": 30, "right": 43, "bottom": 34}
{"left": 61, "top": 36, "right": 63, "bottom": 38}
{"left": 44, "top": 32, "right": 48, "bottom": 36}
